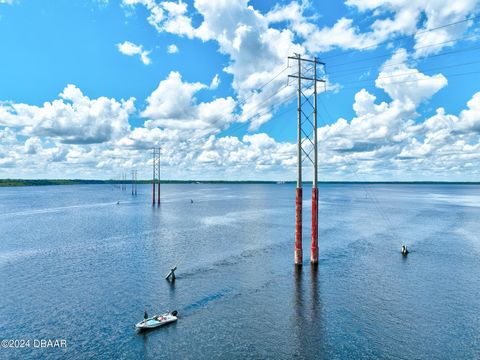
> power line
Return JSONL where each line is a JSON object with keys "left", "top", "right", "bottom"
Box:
{"left": 194, "top": 84, "right": 293, "bottom": 139}
{"left": 217, "top": 91, "right": 298, "bottom": 137}
{"left": 330, "top": 59, "right": 480, "bottom": 87}
{"left": 192, "top": 69, "right": 320, "bottom": 141}
{"left": 327, "top": 69, "right": 480, "bottom": 91}
{"left": 186, "top": 67, "right": 297, "bottom": 140}
{"left": 321, "top": 14, "right": 480, "bottom": 61}
{"left": 327, "top": 43, "right": 480, "bottom": 77}
{"left": 316, "top": 96, "right": 402, "bottom": 239}
{"left": 235, "top": 64, "right": 291, "bottom": 107}
{"left": 214, "top": 82, "right": 317, "bottom": 139}
{"left": 238, "top": 83, "right": 292, "bottom": 121}
{"left": 328, "top": 32, "right": 479, "bottom": 70}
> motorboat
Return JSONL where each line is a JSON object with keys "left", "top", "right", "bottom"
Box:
{"left": 401, "top": 245, "right": 409, "bottom": 256}
{"left": 135, "top": 310, "right": 178, "bottom": 330}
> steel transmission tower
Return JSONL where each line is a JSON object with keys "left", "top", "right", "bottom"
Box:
{"left": 288, "top": 54, "right": 326, "bottom": 265}
{"left": 152, "top": 148, "right": 161, "bottom": 205}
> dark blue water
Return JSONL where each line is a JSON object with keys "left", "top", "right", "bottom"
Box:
{"left": 1, "top": 184, "right": 479, "bottom": 359}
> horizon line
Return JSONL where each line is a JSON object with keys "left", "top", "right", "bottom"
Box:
{"left": 2, "top": 178, "right": 480, "bottom": 187}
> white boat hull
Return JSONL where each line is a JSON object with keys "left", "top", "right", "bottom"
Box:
{"left": 135, "top": 312, "right": 178, "bottom": 330}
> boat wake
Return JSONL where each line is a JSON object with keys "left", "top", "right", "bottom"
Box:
{"left": 181, "top": 288, "right": 232, "bottom": 314}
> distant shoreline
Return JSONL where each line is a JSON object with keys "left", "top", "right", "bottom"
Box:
{"left": 1, "top": 179, "right": 480, "bottom": 187}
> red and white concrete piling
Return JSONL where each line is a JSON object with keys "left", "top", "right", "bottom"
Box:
{"left": 311, "top": 187, "right": 318, "bottom": 264}
{"left": 311, "top": 57, "right": 319, "bottom": 265}
{"left": 295, "top": 188, "right": 303, "bottom": 265}
{"left": 295, "top": 187, "right": 303, "bottom": 265}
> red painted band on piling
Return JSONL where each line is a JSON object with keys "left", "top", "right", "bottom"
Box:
{"left": 152, "top": 181, "right": 156, "bottom": 205}
{"left": 295, "top": 187, "right": 303, "bottom": 265}
{"left": 311, "top": 187, "right": 318, "bottom": 264}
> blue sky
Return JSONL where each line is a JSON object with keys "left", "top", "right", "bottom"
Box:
{"left": 1, "top": 0, "right": 480, "bottom": 181}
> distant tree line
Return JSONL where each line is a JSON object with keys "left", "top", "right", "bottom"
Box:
{"left": 0, "top": 179, "right": 478, "bottom": 187}
{"left": 0, "top": 179, "right": 281, "bottom": 187}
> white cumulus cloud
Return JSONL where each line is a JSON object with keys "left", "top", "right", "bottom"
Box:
{"left": 167, "top": 44, "right": 179, "bottom": 53}
{"left": 375, "top": 48, "right": 448, "bottom": 105}
{"left": 117, "top": 40, "right": 152, "bottom": 65}
{"left": 0, "top": 84, "right": 135, "bottom": 144}
{"left": 141, "top": 71, "right": 236, "bottom": 136}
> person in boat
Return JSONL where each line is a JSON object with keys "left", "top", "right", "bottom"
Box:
{"left": 144, "top": 309, "right": 148, "bottom": 323}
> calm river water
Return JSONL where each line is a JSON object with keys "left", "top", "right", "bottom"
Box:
{"left": 0, "top": 183, "right": 479, "bottom": 359}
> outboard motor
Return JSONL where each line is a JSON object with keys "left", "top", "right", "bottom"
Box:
{"left": 171, "top": 310, "right": 178, "bottom": 316}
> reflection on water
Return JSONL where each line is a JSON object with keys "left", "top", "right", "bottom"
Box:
{"left": 293, "top": 266, "right": 304, "bottom": 357}
{"left": 293, "top": 265, "right": 324, "bottom": 359}
{"left": 310, "top": 264, "right": 320, "bottom": 340}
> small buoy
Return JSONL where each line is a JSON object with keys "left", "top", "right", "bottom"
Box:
{"left": 116, "top": 201, "right": 120, "bottom": 205}
{"left": 190, "top": 199, "right": 194, "bottom": 204}
{"left": 165, "top": 265, "right": 177, "bottom": 281}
